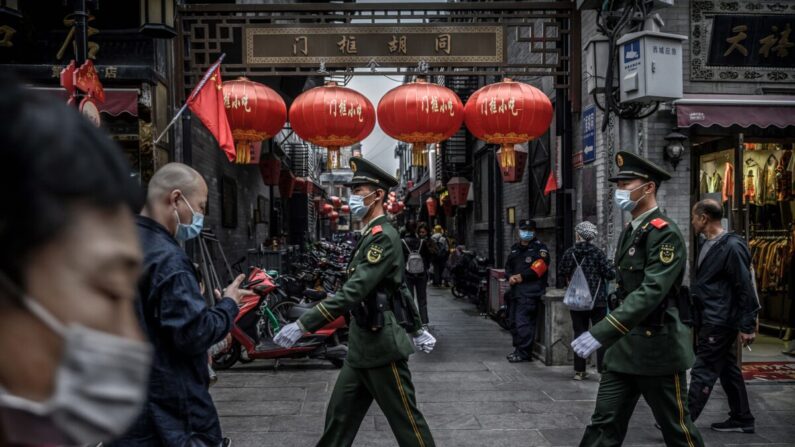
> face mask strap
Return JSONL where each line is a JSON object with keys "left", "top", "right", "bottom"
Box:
{"left": 23, "top": 297, "right": 67, "bottom": 337}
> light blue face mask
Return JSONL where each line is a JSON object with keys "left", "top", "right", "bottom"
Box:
{"left": 175, "top": 196, "right": 204, "bottom": 241}
{"left": 348, "top": 190, "right": 376, "bottom": 221}
{"left": 519, "top": 230, "right": 534, "bottom": 241}
{"left": 613, "top": 182, "right": 650, "bottom": 212}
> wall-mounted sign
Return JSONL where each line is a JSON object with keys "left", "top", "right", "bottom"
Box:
{"left": 245, "top": 25, "right": 505, "bottom": 66}
{"left": 691, "top": 1, "right": 795, "bottom": 83}
{"left": 582, "top": 104, "right": 596, "bottom": 164}
{"left": 572, "top": 151, "right": 584, "bottom": 169}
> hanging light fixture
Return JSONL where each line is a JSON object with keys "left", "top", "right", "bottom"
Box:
{"left": 139, "top": 0, "right": 176, "bottom": 39}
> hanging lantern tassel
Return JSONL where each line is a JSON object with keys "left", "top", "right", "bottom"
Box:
{"left": 327, "top": 146, "right": 341, "bottom": 170}
{"left": 412, "top": 143, "right": 428, "bottom": 167}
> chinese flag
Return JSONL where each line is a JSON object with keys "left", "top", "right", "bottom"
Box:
{"left": 188, "top": 66, "right": 235, "bottom": 162}
{"left": 544, "top": 170, "right": 558, "bottom": 196}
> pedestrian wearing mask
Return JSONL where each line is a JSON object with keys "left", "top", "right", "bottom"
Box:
{"left": 688, "top": 199, "right": 759, "bottom": 433}
{"left": 504, "top": 219, "right": 549, "bottom": 363}
{"left": 113, "top": 163, "right": 251, "bottom": 447}
{"left": 558, "top": 221, "right": 615, "bottom": 380}
{"left": 273, "top": 157, "right": 436, "bottom": 447}
{"left": 402, "top": 221, "right": 433, "bottom": 327}
{"left": 573, "top": 152, "right": 702, "bottom": 446}
{"left": 0, "top": 82, "right": 151, "bottom": 446}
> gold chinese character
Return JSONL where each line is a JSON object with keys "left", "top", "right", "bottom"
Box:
{"left": 223, "top": 92, "right": 231, "bottom": 109}
{"left": 762, "top": 24, "right": 794, "bottom": 58}
{"left": 328, "top": 99, "right": 338, "bottom": 116}
{"left": 388, "top": 35, "right": 407, "bottom": 54}
{"left": 435, "top": 34, "right": 451, "bottom": 55}
{"left": 0, "top": 25, "right": 16, "bottom": 48}
{"left": 431, "top": 96, "right": 439, "bottom": 113}
{"left": 489, "top": 97, "right": 497, "bottom": 114}
{"left": 57, "top": 14, "right": 100, "bottom": 60}
{"left": 508, "top": 98, "right": 519, "bottom": 116}
{"left": 104, "top": 66, "right": 118, "bottom": 79}
{"left": 420, "top": 95, "right": 430, "bottom": 113}
{"left": 355, "top": 104, "right": 363, "bottom": 122}
{"left": 339, "top": 99, "right": 348, "bottom": 117}
{"left": 241, "top": 95, "right": 251, "bottom": 113}
{"left": 52, "top": 65, "right": 63, "bottom": 78}
{"left": 447, "top": 99, "right": 455, "bottom": 116}
{"left": 724, "top": 25, "right": 749, "bottom": 57}
{"left": 337, "top": 35, "right": 358, "bottom": 54}
{"left": 293, "top": 36, "right": 308, "bottom": 56}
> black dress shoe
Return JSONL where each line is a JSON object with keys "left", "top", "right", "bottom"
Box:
{"left": 507, "top": 353, "right": 531, "bottom": 363}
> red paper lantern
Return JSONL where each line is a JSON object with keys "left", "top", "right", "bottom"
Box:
{"left": 278, "top": 169, "right": 296, "bottom": 199}
{"left": 377, "top": 79, "right": 464, "bottom": 168}
{"left": 223, "top": 77, "right": 287, "bottom": 164}
{"left": 340, "top": 204, "right": 350, "bottom": 214}
{"left": 426, "top": 197, "right": 437, "bottom": 217}
{"left": 259, "top": 154, "right": 281, "bottom": 186}
{"left": 321, "top": 204, "right": 334, "bottom": 216}
{"left": 330, "top": 211, "right": 340, "bottom": 222}
{"left": 289, "top": 82, "right": 375, "bottom": 169}
{"left": 447, "top": 177, "right": 470, "bottom": 207}
{"left": 464, "top": 78, "right": 553, "bottom": 182}
{"left": 330, "top": 196, "right": 342, "bottom": 209}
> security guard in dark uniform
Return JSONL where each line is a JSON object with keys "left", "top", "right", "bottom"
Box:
{"left": 274, "top": 157, "right": 436, "bottom": 447}
{"left": 504, "top": 219, "right": 549, "bottom": 362}
{"left": 572, "top": 152, "right": 703, "bottom": 447}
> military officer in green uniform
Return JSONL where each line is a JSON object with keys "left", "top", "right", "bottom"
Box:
{"left": 572, "top": 151, "right": 703, "bottom": 447}
{"left": 274, "top": 157, "right": 437, "bottom": 447}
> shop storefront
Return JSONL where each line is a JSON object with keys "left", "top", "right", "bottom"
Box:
{"left": 677, "top": 94, "right": 795, "bottom": 335}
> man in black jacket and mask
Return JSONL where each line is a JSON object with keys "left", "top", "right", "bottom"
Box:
{"left": 688, "top": 199, "right": 759, "bottom": 434}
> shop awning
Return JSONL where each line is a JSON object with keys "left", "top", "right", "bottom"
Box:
{"left": 674, "top": 94, "right": 795, "bottom": 129}
{"left": 34, "top": 87, "right": 139, "bottom": 117}
{"left": 406, "top": 177, "right": 430, "bottom": 205}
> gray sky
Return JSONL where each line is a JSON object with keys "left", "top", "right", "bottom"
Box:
{"left": 348, "top": 0, "right": 440, "bottom": 174}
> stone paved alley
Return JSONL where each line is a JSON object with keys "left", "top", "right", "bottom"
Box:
{"left": 213, "top": 288, "right": 795, "bottom": 446}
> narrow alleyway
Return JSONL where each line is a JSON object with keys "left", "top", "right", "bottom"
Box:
{"left": 213, "top": 288, "right": 795, "bottom": 446}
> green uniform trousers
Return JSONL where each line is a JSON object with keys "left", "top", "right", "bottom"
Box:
{"left": 579, "top": 371, "right": 704, "bottom": 447}
{"left": 317, "top": 360, "right": 435, "bottom": 447}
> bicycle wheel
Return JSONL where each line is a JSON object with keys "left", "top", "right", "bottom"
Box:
{"left": 266, "top": 300, "right": 296, "bottom": 339}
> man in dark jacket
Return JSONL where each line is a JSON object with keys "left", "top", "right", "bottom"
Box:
{"left": 402, "top": 220, "right": 433, "bottom": 326}
{"left": 114, "top": 163, "right": 250, "bottom": 447}
{"left": 688, "top": 199, "right": 759, "bottom": 433}
{"left": 504, "top": 219, "right": 549, "bottom": 362}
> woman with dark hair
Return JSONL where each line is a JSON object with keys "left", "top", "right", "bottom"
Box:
{"left": 402, "top": 221, "right": 434, "bottom": 327}
{"left": 0, "top": 79, "right": 151, "bottom": 445}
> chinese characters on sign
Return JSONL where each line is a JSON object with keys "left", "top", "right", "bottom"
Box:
{"left": 57, "top": 14, "right": 100, "bottom": 60}
{"left": 246, "top": 25, "right": 504, "bottom": 66}
{"left": 224, "top": 92, "right": 252, "bottom": 112}
{"left": 480, "top": 96, "right": 521, "bottom": 117}
{"left": 582, "top": 105, "right": 596, "bottom": 165}
{"left": 708, "top": 15, "right": 795, "bottom": 68}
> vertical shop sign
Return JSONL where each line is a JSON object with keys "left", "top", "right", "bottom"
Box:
{"left": 582, "top": 104, "right": 596, "bottom": 164}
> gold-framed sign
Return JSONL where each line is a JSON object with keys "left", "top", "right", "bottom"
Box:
{"left": 245, "top": 25, "right": 505, "bottom": 66}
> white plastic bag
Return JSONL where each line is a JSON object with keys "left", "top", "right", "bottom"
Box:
{"left": 564, "top": 255, "right": 597, "bottom": 311}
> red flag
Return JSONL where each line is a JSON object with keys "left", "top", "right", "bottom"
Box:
{"left": 544, "top": 170, "right": 558, "bottom": 196}
{"left": 188, "top": 65, "right": 235, "bottom": 162}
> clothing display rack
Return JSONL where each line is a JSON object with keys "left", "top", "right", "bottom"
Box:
{"left": 748, "top": 225, "right": 794, "bottom": 336}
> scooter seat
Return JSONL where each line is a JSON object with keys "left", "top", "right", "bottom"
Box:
{"left": 303, "top": 289, "right": 327, "bottom": 302}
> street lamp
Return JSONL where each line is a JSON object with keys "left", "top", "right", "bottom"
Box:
{"left": 663, "top": 131, "right": 687, "bottom": 171}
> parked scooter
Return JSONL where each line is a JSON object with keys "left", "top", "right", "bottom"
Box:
{"left": 211, "top": 267, "right": 347, "bottom": 370}
{"left": 450, "top": 250, "right": 489, "bottom": 312}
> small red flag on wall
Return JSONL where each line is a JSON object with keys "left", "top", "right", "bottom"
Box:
{"left": 544, "top": 170, "right": 558, "bottom": 196}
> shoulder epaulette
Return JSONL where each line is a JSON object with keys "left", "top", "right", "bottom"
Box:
{"left": 371, "top": 225, "right": 383, "bottom": 235}
{"left": 650, "top": 218, "right": 668, "bottom": 230}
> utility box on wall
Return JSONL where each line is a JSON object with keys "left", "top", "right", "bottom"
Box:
{"left": 617, "top": 30, "right": 687, "bottom": 103}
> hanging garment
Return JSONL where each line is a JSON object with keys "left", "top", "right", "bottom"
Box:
{"left": 722, "top": 162, "right": 734, "bottom": 203}
{"left": 744, "top": 166, "right": 759, "bottom": 205}
{"left": 708, "top": 172, "right": 723, "bottom": 193}
{"left": 777, "top": 151, "right": 792, "bottom": 201}
{"left": 761, "top": 155, "right": 779, "bottom": 206}
{"left": 700, "top": 170, "right": 710, "bottom": 195}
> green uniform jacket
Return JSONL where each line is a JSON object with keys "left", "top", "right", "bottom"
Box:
{"left": 590, "top": 208, "right": 695, "bottom": 376}
{"left": 298, "top": 215, "right": 422, "bottom": 369}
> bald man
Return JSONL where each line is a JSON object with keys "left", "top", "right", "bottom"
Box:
{"left": 113, "top": 163, "right": 249, "bottom": 447}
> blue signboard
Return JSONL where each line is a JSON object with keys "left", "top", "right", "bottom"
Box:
{"left": 623, "top": 39, "right": 640, "bottom": 63}
{"left": 582, "top": 105, "right": 596, "bottom": 164}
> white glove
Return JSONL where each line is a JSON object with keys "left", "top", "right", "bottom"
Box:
{"left": 273, "top": 322, "right": 304, "bottom": 348}
{"left": 412, "top": 330, "right": 437, "bottom": 354}
{"left": 571, "top": 331, "right": 602, "bottom": 358}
